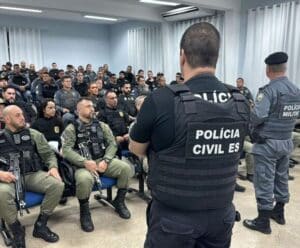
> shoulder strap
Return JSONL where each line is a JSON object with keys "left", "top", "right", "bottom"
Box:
{"left": 167, "top": 84, "right": 197, "bottom": 114}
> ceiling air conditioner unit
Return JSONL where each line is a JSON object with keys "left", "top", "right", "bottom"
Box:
{"left": 162, "top": 6, "right": 215, "bottom": 21}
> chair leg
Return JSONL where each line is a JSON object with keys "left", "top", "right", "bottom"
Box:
{"left": 0, "top": 219, "right": 13, "bottom": 247}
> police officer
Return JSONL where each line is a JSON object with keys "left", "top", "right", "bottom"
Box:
{"left": 0, "top": 105, "right": 64, "bottom": 247}
{"left": 101, "top": 91, "right": 131, "bottom": 154}
{"left": 129, "top": 22, "right": 250, "bottom": 248}
{"left": 118, "top": 82, "right": 137, "bottom": 117}
{"left": 61, "top": 98, "right": 132, "bottom": 232}
{"left": 236, "top": 77, "right": 254, "bottom": 105}
{"left": 243, "top": 52, "right": 300, "bottom": 234}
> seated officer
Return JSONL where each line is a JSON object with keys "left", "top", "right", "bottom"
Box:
{"left": 0, "top": 105, "right": 64, "bottom": 247}
{"left": 118, "top": 82, "right": 137, "bottom": 117}
{"left": 61, "top": 98, "right": 132, "bottom": 232}
{"left": 100, "top": 91, "right": 131, "bottom": 151}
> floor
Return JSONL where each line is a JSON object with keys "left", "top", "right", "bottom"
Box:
{"left": 1, "top": 148, "right": 300, "bottom": 248}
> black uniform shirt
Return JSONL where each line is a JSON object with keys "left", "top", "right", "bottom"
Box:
{"left": 130, "top": 73, "right": 231, "bottom": 152}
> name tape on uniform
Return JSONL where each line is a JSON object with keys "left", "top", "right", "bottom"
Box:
{"left": 186, "top": 122, "right": 245, "bottom": 159}
{"left": 280, "top": 103, "right": 300, "bottom": 119}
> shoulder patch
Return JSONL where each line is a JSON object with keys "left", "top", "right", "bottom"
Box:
{"left": 256, "top": 92, "right": 264, "bottom": 102}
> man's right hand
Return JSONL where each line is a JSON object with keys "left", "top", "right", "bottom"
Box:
{"left": 84, "top": 160, "right": 98, "bottom": 173}
{"left": 0, "top": 171, "right": 16, "bottom": 183}
{"left": 116, "top": 136, "right": 124, "bottom": 144}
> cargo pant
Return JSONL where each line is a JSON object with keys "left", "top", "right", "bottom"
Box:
{"left": 75, "top": 158, "right": 131, "bottom": 200}
{"left": 252, "top": 139, "right": 293, "bottom": 210}
{"left": 0, "top": 170, "right": 64, "bottom": 224}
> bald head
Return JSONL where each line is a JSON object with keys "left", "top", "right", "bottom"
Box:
{"left": 3, "top": 105, "right": 26, "bottom": 131}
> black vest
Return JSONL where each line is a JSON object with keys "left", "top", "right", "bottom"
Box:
{"left": 0, "top": 129, "right": 42, "bottom": 174}
{"left": 104, "top": 108, "right": 128, "bottom": 136}
{"left": 41, "top": 83, "right": 58, "bottom": 99}
{"left": 148, "top": 84, "right": 250, "bottom": 211}
{"left": 74, "top": 119, "right": 106, "bottom": 160}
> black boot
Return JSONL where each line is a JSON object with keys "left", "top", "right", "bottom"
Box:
{"left": 79, "top": 199, "right": 94, "bottom": 232}
{"left": 235, "top": 183, "right": 246, "bottom": 192}
{"left": 32, "top": 213, "right": 59, "bottom": 242}
{"left": 112, "top": 189, "right": 131, "bottom": 219}
{"left": 243, "top": 210, "right": 272, "bottom": 234}
{"left": 271, "top": 202, "right": 285, "bottom": 225}
{"left": 246, "top": 174, "right": 254, "bottom": 182}
{"left": 9, "top": 220, "right": 26, "bottom": 248}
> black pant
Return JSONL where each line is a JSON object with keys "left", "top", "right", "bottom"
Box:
{"left": 144, "top": 200, "right": 235, "bottom": 248}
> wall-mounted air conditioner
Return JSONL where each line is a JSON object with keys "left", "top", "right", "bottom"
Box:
{"left": 162, "top": 6, "right": 215, "bottom": 21}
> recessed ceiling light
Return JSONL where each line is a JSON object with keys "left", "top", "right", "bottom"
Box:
{"left": 139, "top": 0, "right": 180, "bottom": 7}
{"left": 84, "top": 15, "right": 118, "bottom": 22}
{"left": 0, "top": 6, "right": 42, "bottom": 13}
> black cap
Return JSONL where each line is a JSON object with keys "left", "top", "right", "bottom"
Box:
{"left": 265, "top": 52, "right": 288, "bottom": 65}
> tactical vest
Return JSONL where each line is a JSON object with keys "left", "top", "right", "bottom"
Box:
{"left": 148, "top": 84, "right": 250, "bottom": 211}
{"left": 260, "top": 90, "right": 300, "bottom": 140}
{"left": 104, "top": 108, "right": 128, "bottom": 136}
{"left": 0, "top": 129, "right": 42, "bottom": 174}
{"left": 74, "top": 119, "right": 106, "bottom": 160}
{"left": 42, "top": 83, "right": 58, "bottom": 99}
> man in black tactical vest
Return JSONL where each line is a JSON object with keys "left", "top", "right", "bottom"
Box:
{"left": 129, "top": 22, "right": 250, "bottom": 248}
{"left": 0, "top": 105, "right": 64, "bottom": 248}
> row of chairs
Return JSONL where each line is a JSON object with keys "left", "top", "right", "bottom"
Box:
{"left": 0, "top": 150, "right": 150, "bottom": 247}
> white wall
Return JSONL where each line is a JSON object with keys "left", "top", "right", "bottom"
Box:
{"left": 0, "top": 14, "right": 110, "bottom": 70}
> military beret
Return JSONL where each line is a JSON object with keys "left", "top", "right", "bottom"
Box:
{"left": 265, "top": 52, "right": 288, "bottom": 65}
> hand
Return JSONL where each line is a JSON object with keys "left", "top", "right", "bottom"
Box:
{"left": 84, "top": 160, "right": 98, "bottom": 173}
{"left": 0, "top": 171, "right": 16, "bottom": 183}
{"left": 47, "top": 168, "right": 62, "bottom": 181}
{"left": 62, "top": 108, "right": 70, "bottom": 113}
{"left": 19, "top": 86, "right": 26, "bottom": 91}
{"left": 97, "top": 160, "right": 108, "bottom": 173}
{"left": 116, "top": 136, "right": 124, "bottom": 144}
{"left": 123, "top": 134, "right": 129, "bottom": 141}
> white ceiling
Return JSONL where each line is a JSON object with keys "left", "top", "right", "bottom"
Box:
{"left": 0, "top": 0, "right": 240, "bottom": 24}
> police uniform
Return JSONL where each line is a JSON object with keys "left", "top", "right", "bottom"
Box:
{"left": 61, "top": 118, "right": 131, "bottom": 231}
{"left": 118, "top": 94, "right": 137, "bottom": 117}
{"left": 244, "top": 52, "right": 300, "bottom": 234}
{"left": 130, "top": 74, "right": 250, "bottom": 248}
{"left": 0, "top": 128, "right": 64, "bottom": 244}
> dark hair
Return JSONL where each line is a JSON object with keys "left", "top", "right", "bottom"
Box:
{"left": 138, "top": 69, "right": 144, "bottom": 74}
{"left": 39, "top": 98, "right": 56, "bottom": 118}
{"left": 62, "top": 75, "right": 72, "bottom": 82}
{"left": 180, "top": 22, "right": 220, "bottom": 68}
{"left": 104, "top": 90, "right": 116, "bottom": 98}
{"left": 77, "top": 97, "right": 93, "bottom": 106}
{"left": 236, "top": 77, "right": 244, "bottom": 82}
{"left": 2, "top": 85, "right": 16, "bottom": 92}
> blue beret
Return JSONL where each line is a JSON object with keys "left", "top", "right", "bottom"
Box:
{"left": 265, "top": 52, "right": 288, "bottom": 65}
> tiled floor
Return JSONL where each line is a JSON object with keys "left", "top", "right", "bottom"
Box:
{"left": 1, "top": 148, "right": 300, "bottom": 248}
